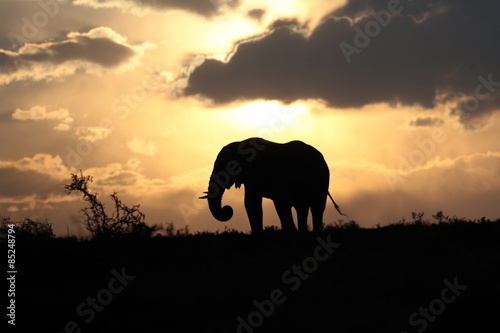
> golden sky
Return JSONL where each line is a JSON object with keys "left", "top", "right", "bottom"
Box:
{"left": 1, "top": 0, "right": 499, "bottom": 236}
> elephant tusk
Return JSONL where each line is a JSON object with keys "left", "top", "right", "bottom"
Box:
{"left": 199, "top": 195, "right": 208, "bottom": 199}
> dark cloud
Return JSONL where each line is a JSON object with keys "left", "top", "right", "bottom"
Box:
{"left": 449, "top": 90, "right": 500, "bottom": 130}
{"left": 0, "top": 52, "right": 16, "bottom": 73}
{"left": 77, "top": 0, "right": 240, "bottom": 17}
{"left": 49, "top": 37, "right": 135, "bottom": 67}
{"left": 137, "top": 0, "right": 219, "bottom": 15}
{"left": 0, "top": 169, "right": 60, "bottom": 198}
{"left": 333, "top": 0, "right": 448, "bottom": 22}
{"left": 409, "top": 117, "right": 444, "bottom": 127}
{"left": 0, "top": 27, "right": 150, "bottom": 85}
{"left": 143, "top": 0, "right": 239, "bottom": 16}
{"left": 248, "top": 8, "right": 265, "bottom": 21}
{"left": 2, "top": 37, "right": 134, "bottom": 69}
{"left": 98, "top": 171, "right": 140, "bottom": 187}
{"left": 268, "top": 18, "right": 306, "bottom": 31}
{"left": 183, "top": 0, "right": 500, "bottom": 128}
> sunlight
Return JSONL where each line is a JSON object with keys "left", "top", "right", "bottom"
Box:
{"left": 234, "top": 101, "right": 281, "bottom": 126}
{"left": 202, "top": 18, "right": 259, "bottom": 60}
{"left": 267, "top": 0, "right": 299, "bottom": 20}
{"left": 231, "top": 101, "right": 306, "bottom": 127}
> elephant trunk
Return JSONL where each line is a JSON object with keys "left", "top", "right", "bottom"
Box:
{"left": 206, "top": 177, "right": 233, "bottom": 222}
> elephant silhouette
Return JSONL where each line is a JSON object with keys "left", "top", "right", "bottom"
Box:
{"left": 200, "top": 138, "right": 347, "bottom": 234}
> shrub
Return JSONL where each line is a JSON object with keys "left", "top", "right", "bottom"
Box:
{"left": 326, "top": 219, "right": 360, "bottom": 230}
{"left": 163, "top": 222, "right": 190, "bottom": 237}
{"left": 432, "top": 210, "right": 449, "bottom": 224}
{"left": 411, "top": 211, "right": 427, "bottom": 225}
{"left": 0, "top": 216, "right": 55, "bottom": 239}
{"left": 65, "top": 172, "right": 159, "bottom": 239}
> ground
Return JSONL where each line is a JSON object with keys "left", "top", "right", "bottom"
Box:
{"left": 11, "top": 221, "right": 500, "bottom": 333}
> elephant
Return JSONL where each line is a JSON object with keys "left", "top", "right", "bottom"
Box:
{"left": 200, "top": 138, "right": 346, "bottom": 234}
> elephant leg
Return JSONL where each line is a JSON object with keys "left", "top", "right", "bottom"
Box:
{"left": 295, "top": 205, "right": 309, "bottom": 233}
{"left": 244, "top": 188, "right": 263, "bottom": 234}
{"left": 273, "top": 200, "right": 296, "bottom": 232}
{"left": 311, "top": 198, "right": 326, "bottom": 232}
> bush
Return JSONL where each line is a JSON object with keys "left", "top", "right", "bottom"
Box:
{"left": 163, "top": 222, "right": 190, "bottom": 237}
{"left": 326, "top": 219, "right": 360, "bottom": 230}
{"left": 0, "top": 216, "right": 55, "bottom": 239}
{"left": 65, "top": 172, "right": 159, "bottom": 239}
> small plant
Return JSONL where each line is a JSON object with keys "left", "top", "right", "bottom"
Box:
{"left": 264, "top": 226, "right": 280, "bottom": 232}
{"left": 432, "top": 210, "right": 449, "bottom": 224}
{"left": 65, "top": 171, "right": 159, "bottom": 239}
{"left": 163, "top": 222, "right": 190, "bottom": 237}
{"left": 411, "top": 211, "right": 426, "bottom": 225}
{"left": 0, "top": 216, "right": 55, "bottom": 239}
{"left": 327, "top": 219, "right": 360, "bottom": 230}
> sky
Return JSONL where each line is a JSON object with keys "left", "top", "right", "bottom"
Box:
{"left": 0, "top": 0, "right": 499, "bottom": 236}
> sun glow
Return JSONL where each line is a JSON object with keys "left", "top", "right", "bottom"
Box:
{"left": 231, "top": 101, "right": 307, "bottom": 127}
{"left": 267, "top": 0, "right": 299, "bottom": 20}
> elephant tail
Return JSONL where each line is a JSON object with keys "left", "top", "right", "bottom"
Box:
{"left": 327, "top": 192, "right": 351, "bottom": 221}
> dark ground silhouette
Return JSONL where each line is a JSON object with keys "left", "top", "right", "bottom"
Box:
{"left": 9, "top": 220, "right": 500, "bottom": 333}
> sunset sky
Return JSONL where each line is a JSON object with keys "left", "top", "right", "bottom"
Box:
{"left": 1, "top": 0, "right": 499, "bottom": 236}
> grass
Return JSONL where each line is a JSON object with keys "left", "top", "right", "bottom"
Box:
{"left": 6, "top": 214, "right": 500, "bottom": 333}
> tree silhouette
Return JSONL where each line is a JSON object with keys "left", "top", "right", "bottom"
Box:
{"left": 65, "top": 171, "right": 158, "bottom": 239}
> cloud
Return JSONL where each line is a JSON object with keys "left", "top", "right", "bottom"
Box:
{"left": 75, "top": 126, "right": 112, "bottom": 143}
{"left": 12, "top": 105, "right": 69, "bottom": 121}
{"left": 333, "top": 0, "right": 450, "bottom": 22}
{"left": 9, "top": 155, "right": 68, "bottom": 177}
{"left": 386, "top": 151, "right": 500, "bottom": 180}
{"left": 0, "top": 154, "right": 76, "bottom": 188}
{"left": 82, "top": 160, "right": 169, "bottom": 197}
{"left": 409, "top": 117, "right": 444, "bottom": 128}
{"left": 53, "top": 123, "right": 72, "bottom": 131}
{"left": 182, "top": 0, "right": 500, "bottom": 129}
{"left": 11, "top": 105, "right": 74, "bottom": 130}
{"left": 0, "top": 155, "right": 77, "bottom": 216}
{"left": 0, "top": 27, "right": 154, "bottom": 85}
{"left": 0, "top": 193, "right": 75, "bottom": 213}
{"left": 0, "top": 165, "right": 77, "bottom": 215}
{"left": 127, "top": 138, "right": 156, "bottom": 156}
{"left": 329, "top": 151, "right": 500, "bottom": 225}
{"left": 248, "top": 8, "right": 266, "bottom": 21}
{"left": 73, "top": 0, "right": 240, "bottom": 17}
{"left": 0, "top": 155, "right": 168, "bottom": 222}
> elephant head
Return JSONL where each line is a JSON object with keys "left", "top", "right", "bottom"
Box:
{"left": 199, "top": 139, "right": 265, "bottom": 223}
{"left": 199, "top": 143, "right": 243, "bottom": 222}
